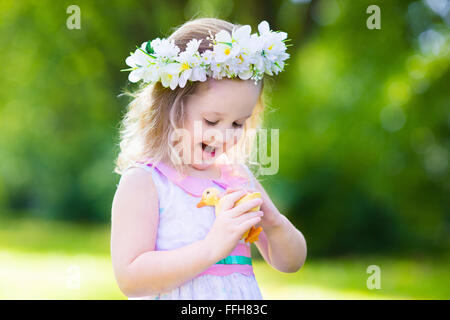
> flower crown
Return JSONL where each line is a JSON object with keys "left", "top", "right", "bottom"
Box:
{"left": 123, "top": 21, "right": 291, "bottom": 90}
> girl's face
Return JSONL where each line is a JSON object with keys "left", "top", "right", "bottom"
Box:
{"left": 181, "top": 78, "right": 262, "bottom": 170}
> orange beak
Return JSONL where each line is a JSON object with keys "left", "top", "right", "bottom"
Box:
{"left": 196, "top": 200, "right": 206, "bottom": 208}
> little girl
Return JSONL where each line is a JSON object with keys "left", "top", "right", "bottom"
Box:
{"left": 111, "top": 17, "right": 307, "bottom": 300}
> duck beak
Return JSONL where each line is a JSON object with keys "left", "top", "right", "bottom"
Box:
{"left": 196, "top": 200, "right": 206, "bottom": 208}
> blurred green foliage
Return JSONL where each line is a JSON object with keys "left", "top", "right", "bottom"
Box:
{"left": 1, "top": 218, "right": 448, "bottom": 299}
{"left": 0, "top": 0, "right": 448, "bottom": 258}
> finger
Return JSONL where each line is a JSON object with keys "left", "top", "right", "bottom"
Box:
{"left": 228, "top": 198, "right": 263, "bottom": 218}
{"left": 218, "top": 187, "right": 240, "bottom": 198}
{"left": 238, "top": 216, "right": 262, "bottom": 235}
{"left": 225, "top": 187, "right": 245, "bottom": 194}
{"left": 220, "top": 190, "right": 247, "bottom": 211}
{"left": 235, "top": 210, "right": 263, "bottom": 225}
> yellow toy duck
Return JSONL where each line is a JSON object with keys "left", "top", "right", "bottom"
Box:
{"left": 196, "top": 187, "right": 263, "bottom": 243}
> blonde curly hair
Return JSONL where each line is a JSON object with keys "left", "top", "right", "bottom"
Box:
{"left": 114, "top": 17, "right": 271, "bottom": 175}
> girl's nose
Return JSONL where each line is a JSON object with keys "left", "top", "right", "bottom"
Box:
{"left": 203, "top": 126, "right": 224, "bottom": 145}
{"left": 225, "top": 125, "right": 244, "bottom": 145}
{"left": 216, "top": 126, "right": 240, "bottom": 145}
{"left": 203, "top": 124, "right": 242, "bottom": 146}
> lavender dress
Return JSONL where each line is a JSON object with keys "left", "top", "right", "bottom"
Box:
{"left": 127, "top": 160, "right": 264, "bottom": 300}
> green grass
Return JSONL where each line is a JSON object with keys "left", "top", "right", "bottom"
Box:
{"left": 0, "top": 217, "right": 448, "bottom": 299}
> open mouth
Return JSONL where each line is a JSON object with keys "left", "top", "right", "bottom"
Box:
{"left": 201, "top": 142, "right": 216, "bottom": 157}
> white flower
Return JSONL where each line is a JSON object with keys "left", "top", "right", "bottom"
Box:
{"left": 232, "top": 49, "right": 254, "bottom": 79}
{"left": 230, "top": 25, "right": 255, "bottom": 79}
{"left": 191, "top": 66, "right": 207, "bottom": 82}
{"left": 185, "top": 38, "right": 202, "bottom": 54}
{"left": 125, "top": 42, "right": 155, "bottom": 82}
{"left": 127, "top": 67, "right": 145, "bottom": 83}
{"left": 202, "top": 50, "right": 222, "bottom": 79}
{"left": 125, "top": 43, "right": 149, "bottom": 68}
{"left": 209, "top": 61, "right": 226, "bottom": 79}
{"left": 256, "top": 21, "right": 289, "bottom": 75}
{"left": 141, "top": 61, "right": 163, "bottom": 83}
{"left": 151, "top": 38, "right": 180, "bottom": 60}
{"left": 160, "top": 62, "right": 181, "bottom": 89}
{"left": 237, "top": 68, "right": 253, "bottom": 80}
{"left": 232, "top": 25, "right": 252, "bottom": 44}
{"left": 175, "top": 39, "right": 205, "bottom": 88}
{"left": 212, "top": 30, "right": 240, "bottom": 63}
{"left": 257, "top": 20, "right": 271, "bottom": 36}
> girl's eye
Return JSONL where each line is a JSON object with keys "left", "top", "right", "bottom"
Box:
{"left": 233, "top": 122, "right": 244, "bottom": 128}
{"left": 204, "top": 119, "right": 218, "bottom": 126}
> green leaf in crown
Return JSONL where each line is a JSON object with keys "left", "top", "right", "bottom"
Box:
{"left": 145, "top": 41, "right": 155, "bottom": 54}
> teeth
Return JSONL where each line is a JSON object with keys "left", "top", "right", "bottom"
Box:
{"left": 204, "top": 145, "right": 215, "bottom": 153}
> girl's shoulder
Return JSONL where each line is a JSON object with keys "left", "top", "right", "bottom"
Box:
{"left": 124, "top": 160, "right": 171, "bottom": 193}
{"left": 112, "top": 164, "right": 160, "bottom": 221}
{"left": 118, "top": 163, "right": 158, "bottom": 195}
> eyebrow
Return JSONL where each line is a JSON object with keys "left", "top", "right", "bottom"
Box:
{"left": 208, "top": 111, "right": 224, "bottom": 116}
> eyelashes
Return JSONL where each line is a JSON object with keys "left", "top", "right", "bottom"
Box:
{"left": 204, "top": 119, "right": 244, "bottom": 128}
{"left": 204, "top": 119, "right": 218, "bottom": 126}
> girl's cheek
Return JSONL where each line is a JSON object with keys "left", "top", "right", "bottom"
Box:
{"left": 193, "top": 130, "right": 203, "bottom": 145}
{"left": 184, "top": 120, "right": 200, "bottom": 145}
{"left": 226, "top": 130, "right": 243, "bottom": 146}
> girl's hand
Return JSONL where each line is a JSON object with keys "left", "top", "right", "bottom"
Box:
{"left": 204, "top": 189, "right": 264, "bottom": 262}
{"left": 224, "top": 187, "right": 284, "bottom": 231}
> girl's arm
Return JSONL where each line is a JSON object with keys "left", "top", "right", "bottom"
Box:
{"left": 248, "top": 172, "right": 307, "bottom": 273}
{"left": 111, "top": 167, "right": 217, "bottom": 297}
